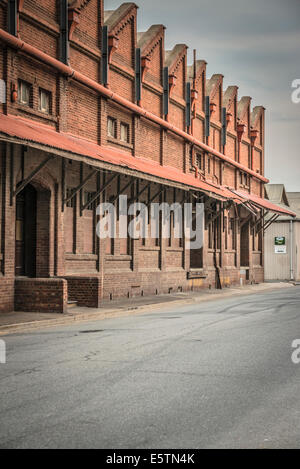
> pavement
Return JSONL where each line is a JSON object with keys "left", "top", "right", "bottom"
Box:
{"left": 0, "top": 284, "right": 300, "bottom": 448}
{"left": 0, "top": 281, "right": 295, "bottom": 336}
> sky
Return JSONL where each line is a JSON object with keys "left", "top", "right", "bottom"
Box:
{"left": 105, "top": 0, "right": 300, "bottom": 192}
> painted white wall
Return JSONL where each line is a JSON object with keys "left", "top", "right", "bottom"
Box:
{"left": 264, "top": 221, "right": 291, "bottom": 281}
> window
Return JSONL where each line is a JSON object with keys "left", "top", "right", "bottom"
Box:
{"left": 39, "top": 88, "right": 51, "bottom": 114}
{"left": 107, "top": 117, "right": 117, "bottom": 139}
{"left": 120, "top": 122, "right": 130, "bottom": 143}
{"left": 196, "top": 153, "right": 205, "bottom": 172}
{"left": 189, "top": 149, "right": 193, "bottom": 169}
{"left": 18, "top": 80, "right": 31, "bottom": 106}
{"left": 207, "top": 157, "right": 211, "bottom": 174}
{"left": 240, "top": 171, "right": 250, "bottom": 188}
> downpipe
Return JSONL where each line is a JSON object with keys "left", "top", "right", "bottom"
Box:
{"left": 290, "top": 219, "right": 294, "bottom": 281}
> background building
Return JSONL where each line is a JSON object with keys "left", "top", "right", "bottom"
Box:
{"left": 264, "top": 184, "right": 300, "bottom": 282}
{"left": 0, "top": 1, "right": 294, "bottom": 313}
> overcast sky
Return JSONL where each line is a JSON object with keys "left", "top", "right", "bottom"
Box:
{"left": 106, "top": 0, "right": 300, "bottom": 192}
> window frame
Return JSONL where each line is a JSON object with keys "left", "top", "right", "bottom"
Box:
{"left": 120, "top": 122, "right": 130, "bottom": 144}
{"left": 39, "top": 88, "right": 51, "bottom": 114}
{"left": 107, "top": 117, "right": 117, "bottom": 139}
{"left": 18, "top": 80, "right": 32, "bottom": 107}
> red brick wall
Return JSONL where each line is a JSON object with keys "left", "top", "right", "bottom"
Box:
{"left": 15, "top": 278, "right": 67, "bottom": 313}
{"left": 66, "top": 276, "right": 101, "bottom": 307}
{"left": 0, "top": 0, "right": 266, "bottom": 314}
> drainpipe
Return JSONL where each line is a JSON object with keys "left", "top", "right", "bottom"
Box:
{"left": 290, "top": 219, "right": 294, "bottom": 281}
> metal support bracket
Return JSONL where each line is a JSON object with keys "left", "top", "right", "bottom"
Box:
{"left": 129, "top": 182, "right": 151, "bottom": 204}
{"left": 263, "top": 214, "right": 280, "bottom": 233}
{"left": 110, "top": 177, "right": 135, "bottom": 204}
{"left": 12, "top": 153, "right": 54, "bottom": 202}
{"left": 63, "top": 168, "right": 98, "bottom": 207}
{"left": 81, "top": 173, "right": 117, "bottom": 212}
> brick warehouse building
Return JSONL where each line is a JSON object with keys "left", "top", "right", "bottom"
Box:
{"left": 0, "top": 0, "right": 295, "bottom": 313}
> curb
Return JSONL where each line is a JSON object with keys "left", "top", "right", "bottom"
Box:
{"left": 0, "top": 282, "right": 295, "bottom": 336}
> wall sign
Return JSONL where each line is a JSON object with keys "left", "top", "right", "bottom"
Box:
{"left": 275, "top": 245, "right": 287, "bottom": 254}
{"left": 274, "top": 237, "right": 286, "bottom": 254}
{"left": 275, "top": 236, "right": 285, "bottom": 245}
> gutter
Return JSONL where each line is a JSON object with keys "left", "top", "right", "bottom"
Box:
{"left": 0, "top": 28, "right": 269, "bottom": 184}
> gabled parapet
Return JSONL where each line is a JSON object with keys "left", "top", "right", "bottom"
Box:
{"left": 237, "top": 96, "right": 251, "bottom": 139}
{"left": 104, "top": 3, "right": 138, "bottom": 67}
{"left": 206, "top": 74, "right": 223, "bottom": 122}
{"left": 250, "top": 105, "right": 265, "bottom": 148}
{"left": 251, "top": 105, "right": 264, "bottom": 129}
{"left": 137, "top": 24, "right": 165, "bottom": 84}
{"left": 68, "top": 0, "right": 102, "bottom": 44}
{"left": 165, "top": 44, "right": 188, "bottom": 99}
{"left": 104, "top": 2, "right": 137, "bottom": 35}
{"left": 223, "top": 85, "right": 238, "bottom": 132}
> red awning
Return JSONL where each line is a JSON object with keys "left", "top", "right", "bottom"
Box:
{"left": 231, "top": 189, "right": 296, "bottom": 217}
{"left": 0, "top": 113, "right": 243, "bottom": 202}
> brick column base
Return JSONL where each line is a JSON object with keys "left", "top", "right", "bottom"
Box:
{"left": 15, "top": 278, "right": 68, "bottom": 314}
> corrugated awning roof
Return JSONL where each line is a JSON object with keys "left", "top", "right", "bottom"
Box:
{"left": 231, "top": 189, "right": 296, "bottom": 217}
{"left": 0, "top": 113, "right": 243, "bottom": 203}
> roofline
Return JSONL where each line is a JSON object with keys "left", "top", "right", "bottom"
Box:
{"left": 0, "top": 28, "right": 269, "bottom": 184}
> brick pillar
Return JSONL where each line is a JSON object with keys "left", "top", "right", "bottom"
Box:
{"left": 0, "top": 143, "right": 16, "bottom": 312}
{"left": 57, "top": 76, "right": 68, "bottom": 133}
{"left": 54, "top": 179, "right": 66, "bottom": 276}
{"left": 36, "top": 189, "right": 51, "bottom": 277}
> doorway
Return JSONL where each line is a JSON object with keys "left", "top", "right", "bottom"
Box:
{"left": 240, "top": 221, "right": 250, "bottom": 267}
{"left": 15, "top": 184, "right": 37, "bottom": 277}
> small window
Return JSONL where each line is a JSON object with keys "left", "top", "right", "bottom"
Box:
{"left": 207, "top": 157, "right": 211, "bottom": 174}
{"left": 18, "top": 80, "right": 31, "bottom": 106}
{"left": 107, "top": 117, "right": 117, "bottom": 139}
{"left": 189, "top": 149, "right": 193, "bottom": 169}
{"left": 120, "top": 122, "right": 130, "bottom": 143}
{"left": 39, "top": 88, "right": 51, "bottom": 114}
{"left": 196, "top": 153, "right": 204, "bottom": 171}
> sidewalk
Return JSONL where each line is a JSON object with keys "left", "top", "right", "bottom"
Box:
{"left": 0, "top": 282, "right": 295, "bottom": 336}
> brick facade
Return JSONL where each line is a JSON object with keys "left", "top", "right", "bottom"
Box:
{"left": 0, "top": 1, "right": 268, "bottom": 313}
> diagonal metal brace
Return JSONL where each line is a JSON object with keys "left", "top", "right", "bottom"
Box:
{"left": 13, "top": 154, "right": 55, "bottom": 197}
{"left": 81, "top": 173, "right": 117, "bottom": 212}
{"left": 148, "top": 185, "right": 164, "bottom": 204}
{"left": 263, "top": 214, "right": 280, "bottom": 232}
{"left": 110, "top": 177, "right": 135, "bottom": 204}
{"left": 63, "top": 168, "right": 98, "bottom": 206}
{"left": 129, "top": 182, "right": 151, "bottom": 204}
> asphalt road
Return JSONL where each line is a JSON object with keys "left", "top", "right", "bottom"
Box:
{"left": 1, "top": 286, "right": 300, "bottom": 449}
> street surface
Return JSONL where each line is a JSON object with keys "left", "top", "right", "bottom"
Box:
{"left": 0, "top": 287, "right": 300, "bottom": 449}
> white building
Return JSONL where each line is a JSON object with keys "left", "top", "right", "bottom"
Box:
{"left": 264, "top": 185, "right": 300, "bottom": 282}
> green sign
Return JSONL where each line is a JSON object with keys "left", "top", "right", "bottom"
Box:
{"left": 275, "top": 237, "right": 285, "bottom": 246}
